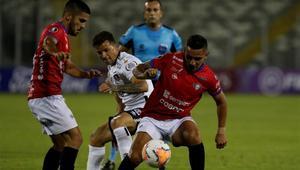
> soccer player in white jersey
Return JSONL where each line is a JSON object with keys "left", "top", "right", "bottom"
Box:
{"left": 86, "top": 31, "right": 153, "bottom": 170}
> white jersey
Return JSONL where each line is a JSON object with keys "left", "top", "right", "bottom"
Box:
{"left": 107, "top": 52, "right": 153, "bottom": 111}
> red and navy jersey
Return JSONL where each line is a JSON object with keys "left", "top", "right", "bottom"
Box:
{"left": 141, "top": 52, "right": 222, "bottom": 120}
{"left": 28, "top": 22, "right": 70, "bottom": 100}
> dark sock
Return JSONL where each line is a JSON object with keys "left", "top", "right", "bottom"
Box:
{"left": 42, "top": 147, "right": 62, "bottom": 170}
{"left": 59, "top": 147, "right": 78, "bottom": 170}
{"left": 188, "top": 143, "right": 205, "bottom": 170}
{"left": 159, "top": 166, "right": 166, "bottom": 170}
{"left": 118, "top": 155, "right": 135, "bottom": 170}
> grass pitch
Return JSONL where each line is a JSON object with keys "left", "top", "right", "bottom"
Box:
{"left": 0, "top": 93, "right": 299, "bottom": 170}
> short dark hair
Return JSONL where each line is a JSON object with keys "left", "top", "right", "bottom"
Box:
{"left": 187, "top": 34, "right": 208, "bottom": 49}
{"left": 93, "top": 31, "right": 115, "bottom": 48}
{"left": 145, "top": 0, "right": 163, "bottom": 9}
{"left": 63, "top": 0, "right": 91, "bottom": 15}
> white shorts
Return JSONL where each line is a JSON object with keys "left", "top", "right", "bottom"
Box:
{"left": 136, "top": 116, "right": 195, "bottom": 141}
{"left": 28, "top": 95, "right": 78, "bottom": 135}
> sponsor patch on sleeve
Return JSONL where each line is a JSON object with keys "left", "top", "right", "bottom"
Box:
{"left": 125, "top": 61, "right": 137, "bottom": 71}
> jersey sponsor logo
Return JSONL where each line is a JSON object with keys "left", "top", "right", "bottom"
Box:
{"left": 158, "top": 44, "right": 168, "bottom": 55}
{"left": 172, "top": 56, "right": 183, "bottom": 62}
{"left": 37, "top": 54, "right": 45, "bottom": 80}
{"left": 159, "top": 98, "right": 184, "bottom": 113}
{"left": 163, "top": 90, "right": 190, "bottom": 106}
{"left": 125, "top": 61, "right": 137, "bottom": 71}
{"left": 171, "top": 60, "right": 183, "bottom": 68}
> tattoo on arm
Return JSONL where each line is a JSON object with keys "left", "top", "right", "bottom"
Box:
{"left": 112, "top": 83, "right": 147, "bottom": 93}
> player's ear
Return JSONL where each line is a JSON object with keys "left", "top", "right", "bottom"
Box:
{"left": 64, "top": 12, "right": 72, "bottom": 22}
{"left": 205, "top": 50, "right": 209, "bottom": 56}
{"left": 66, "top": 15, "right": 72, "bottom": 22}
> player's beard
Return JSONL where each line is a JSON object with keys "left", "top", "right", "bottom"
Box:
{"left": 187, "top": 64, "right": 196, "bottom": 72}
{"left": 184, "top": 58, "right": 196, "bottom": 72}
{"left": 68, "top": 21, "right": 78, "bottom": 36}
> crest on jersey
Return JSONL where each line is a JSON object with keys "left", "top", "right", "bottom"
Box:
{"left": 49, "top": 27, "right": 59, "bottom": 33}
{"left": 193, "top": 83, "right": 201, "bottom": 90}
{"left": 158, "top": 44, "right": 168, "bottom": 54}
{"left": 139, "top": 44, "right": 145, "bottom": 51}
{"left": 125, "top": 61, "right": 137, "bottom": 71}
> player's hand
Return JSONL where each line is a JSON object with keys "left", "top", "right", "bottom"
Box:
{"left": 99, "top": 82, "right": 111, "bottom": 93}
{"left": 215, "top": 133, "right": 227, "bottom": 149}
{"left": 145, "top": 68, "right": 158, "bottom": 79}
{"left": 54, "top": 52, "right": 71, "bottom": 61}
{"left": 86, "top": 69, "right": 102, "bottom": 79}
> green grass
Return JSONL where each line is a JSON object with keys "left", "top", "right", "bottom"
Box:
{"left": 0, "top": 93, "right": 299, "bottom": 170}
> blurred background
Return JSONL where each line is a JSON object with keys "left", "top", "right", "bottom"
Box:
{"left": 1, "top": 0, "right": 300, "bottom": 95}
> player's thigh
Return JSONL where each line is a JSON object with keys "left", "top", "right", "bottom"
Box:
{"left": 62, "top": 127, "right": 83, "bottom": 148}
{"left": 171, "top": 120, "right": 201, "bottom": 146}
{"left": 90, "top": 122, "right": 112, "bottom": 146}
{"left": 50, "top": 134, "right": 66, "bottom": 151}
{"left": 110, "top": 111, "right": 137, "bottom": 131}
{"left": 129, "top": 132, "right": 152, "bottom": 165}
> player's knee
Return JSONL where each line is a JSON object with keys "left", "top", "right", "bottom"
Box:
{"left": 182, "top": 130, "right": 201, "bottom": 145}
{"left": 110, "top": 117, "right": 125, "bottom": 129}
{"left": 89, "top": 132, "right": 102, "bottom": 146}
{"left": 72, "top": 133, "right": 83, "bottom": 147}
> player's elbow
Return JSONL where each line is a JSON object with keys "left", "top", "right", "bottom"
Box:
{"left": 140, "top": 81, "right": 148, "bottom": 92}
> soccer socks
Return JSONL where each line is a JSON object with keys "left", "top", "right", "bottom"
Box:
{"left": 113, "top": 127, "right": 132, "bottom": 160}
{"left": 60, "top": 147, "right": 79, "bottom": 170}
{"left": 42, "top": 147, "right": 62, "bottom": 170}
{"left": 188, "top": 143, "right": 205, "bottom": 170}
{"left": 109, "top": 143, "right": 118, "bottom": 162}
{"left": 118, "top": 155, "right": 135, "bottom": 170}
{"left": 87, "top": 145, "right": 105, "bottom": 170}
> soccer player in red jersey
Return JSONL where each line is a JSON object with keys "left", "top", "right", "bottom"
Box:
{"left": 118, "top": 34, "right": 228, "bottom": 170}
{"left": 27, "top": 1, "right": 100, "bottom": 170}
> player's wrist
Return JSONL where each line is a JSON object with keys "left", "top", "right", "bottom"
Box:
{"left": 84, "top": 71, "right": 91, "bottom": 78}
{"left": 217, "top": 127, "right": 226, "bottom": 134}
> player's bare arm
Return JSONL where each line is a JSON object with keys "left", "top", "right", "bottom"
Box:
{"left": 114, "top": 94, "right": 125, "bottom": 113}
{"left": 99, "top": 76, "right": 148, "bottom": 93}
{"left": 110, "top": 77, "right": 148, "bottom": 93}
{"left": 64, "top": 59, "right": 101, "bottom": 78}
{"left": 99, "top": 82, "right": 111, "bottom": 93}
{"left": 212, "top": 91, "right": 228, "bottom": 149}
{"left": 133, "top": 61, "right": 158, "bottom": 79}
{"left": 43, "top": 36, "right": 70, "bottom": 60}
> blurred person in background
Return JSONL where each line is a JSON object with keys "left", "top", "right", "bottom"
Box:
{"left": 27, "top": 0, "right": 100, "bottom": 169}
{"left": 102, "top": 1, "right": 182, "bottom": 169}
{"left": 119, "top": 0, "right": 182, "bottom": 63}
{"left": 119, "top": 0, "right": 182, "bottom": 86}
{"left": 86, "top": 31, "right": 153, "bottom": 170}
{"left": 118, "top": 34, "right": 228, "bottom": 170}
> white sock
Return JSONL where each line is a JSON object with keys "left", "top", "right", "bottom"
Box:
{"left": 86, "top": 145, "right": 105, "bottom": 170}
{"left": 113, "top": 126, "right": 132, "bottom": 160}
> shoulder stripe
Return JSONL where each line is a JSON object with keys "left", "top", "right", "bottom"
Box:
{"left": 162, "top": 24, "right": 175, "bottom": 30}
{"left": 134, "top": 23, "right": 146, "bottom": 28}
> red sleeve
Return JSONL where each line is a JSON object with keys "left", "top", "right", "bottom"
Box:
{"left": 45, "top": 25, "right": 70, "bottom": 52}
{"left": 207, "top": 72, "right": 222, "bottom": 96}
{"left": 150, "top": 53, "right": 173, "bottom": 71}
